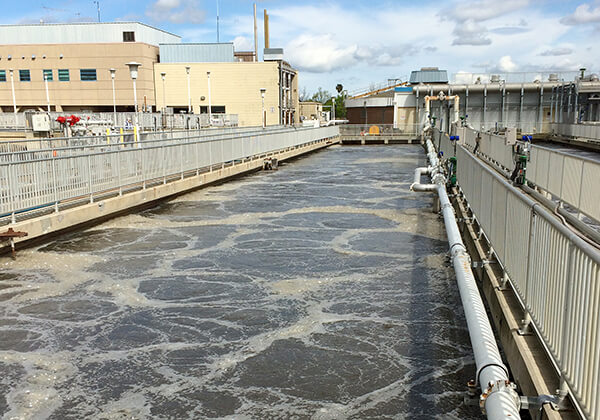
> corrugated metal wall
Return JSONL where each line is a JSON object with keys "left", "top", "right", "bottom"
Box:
{"left": 0, "top": 22, "right": 180, "bottom": 46}
{"left": 159, "top": 43, "right": 235, "bottom": 63}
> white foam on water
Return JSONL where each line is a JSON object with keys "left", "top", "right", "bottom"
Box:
{"left": 1, "top": 351, "right": 78, "bottom": 420}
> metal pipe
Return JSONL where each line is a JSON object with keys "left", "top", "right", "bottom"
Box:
{"left": 411, "top": 134, "right": 522, "bottom": 419}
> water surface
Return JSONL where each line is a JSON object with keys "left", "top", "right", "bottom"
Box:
{"left": 0, "top": 145, "right": 478, "bottom": 419}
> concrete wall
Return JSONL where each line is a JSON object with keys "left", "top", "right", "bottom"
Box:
{"left": 154, "top": 61, "right": 287, "bottom": 127}
{"left": 299, "top": 101, "right": 323, "bottom": 121}
{"left": 0, "top": 43, "right": 159, "bottom": 112}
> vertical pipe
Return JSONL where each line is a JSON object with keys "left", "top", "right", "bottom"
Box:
{"left": 253, "top": 3, "right": 258, "bottom": 61}
{"left": 263, "top": 10, "right": 269, "bottom": 49}
{"left": 483, "top": 85, "right": 487, "bottom": 130}
{"left": 519, "top": 84, "right": 524, "bottom": 131}
{"left": 538, "top": 84, "right": 544, "bottom": 132}
{"left": 465, "top": 85, "right": 469, "bottom": 119}
{"left": 559, "top": 83, "right": 564, "bottom": 123}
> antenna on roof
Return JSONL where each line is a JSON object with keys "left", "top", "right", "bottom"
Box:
{"left": 93, "top": 1, "right": 100, "bottom": 22}
{"left": 216, "top": 0, "right": 220, "bottom": 43}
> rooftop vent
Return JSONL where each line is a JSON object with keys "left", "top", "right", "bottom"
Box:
{"left": 548, "top": 73, "right": 559, "bottom": 82}
{"left": 490, "top": 74, "right": 501, "bottom": 83}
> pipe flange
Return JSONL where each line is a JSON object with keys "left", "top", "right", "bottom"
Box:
{"left": 479, "top": 379, "right": 519, "bottom": 415}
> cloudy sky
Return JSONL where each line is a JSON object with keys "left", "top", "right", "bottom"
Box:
{"left": 2, "top": 1, "right": 600, "bottom": 94}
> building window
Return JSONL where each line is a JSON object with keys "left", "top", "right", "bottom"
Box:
{"left": 80, "top": 69, "right": 97, "bottom": 81}
{"left": 58, "top": 69, "right": 70, "bottom": 81}
{"left": 19, "top": 69, "right": 30, "bottom": 82}
{"left": 200, "top": 105, "right": 226, "bottom": 114}
{"left": 0, "top": 70, "right": 5, "bottom": 82}
{"left": 123, "top": 31, "right": 135, "bottom": 42}
{"left": 43, "top": 69, "right": 53, "bottom": 81}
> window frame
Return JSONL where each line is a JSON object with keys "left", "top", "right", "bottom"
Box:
{"left": 43, "top": 69, "right": 53, "bottom": 81}
{"left": 79, "top": 68, "right": 97, "bottom": 81}
{"left": 19, "top": 69, "right": 31, "bottom": 82}
{"left": 58, "top": 69, "right": 70, "bottom": 82}
{"left": 123, "top": 31, "right": 135, "bottom": 42}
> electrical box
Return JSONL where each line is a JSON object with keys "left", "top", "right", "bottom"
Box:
{"left": 505, "top": 127, "right": 517, "bottom": 146}
{"left": 32, "top": 114, "right": 51, "bottom": 132}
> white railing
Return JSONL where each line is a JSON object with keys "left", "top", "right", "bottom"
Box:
{"left": 340, "top": 124, "right": 420, "bottom": 137}
{"left": 549, "top": 122, "right": 600, "bottom": 143}
{"left": 0, "top": 126, "right": 293, "bottom": 159}
{"left": 0, "top": 126, "right": 339, "bottom": 222}
{"left": 528, "top": 145, "right": 600, "bottom": 222}
{"left": 0, "top": 112, "right": 239, "bottom": 131}
{"left": 456, "top": 145, "right": 600, "bottom": 420}
{"left": 441, "top": 125, "right": 600, "bottom": 224}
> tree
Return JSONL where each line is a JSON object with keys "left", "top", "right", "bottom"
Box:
{"left": 310, "top": 87, "right": 332, "bottom": 104}
{"left": 298, "top": 86, "right": 310, "bottom": 102}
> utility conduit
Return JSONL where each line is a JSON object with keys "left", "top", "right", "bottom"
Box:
{"left": 411, "top": 130, "right": 522, "bottom": 419}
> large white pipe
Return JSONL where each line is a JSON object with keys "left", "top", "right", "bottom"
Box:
{"left": 412, "top": 136, "right": 522, "bottom": 419}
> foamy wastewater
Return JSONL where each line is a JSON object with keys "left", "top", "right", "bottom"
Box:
{"left": 0, "top": 250, "right": 104, "bottom": 302}
{"left": 1, "top": 351, "right": 78, "bottom": 420}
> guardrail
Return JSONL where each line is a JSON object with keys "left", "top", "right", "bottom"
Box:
{"left": 339, "top": 124, "right": 420, "bottom": 137}
{"left": 549, "top": 122, "right": 600, "bottom": 143}
{"left": 0, "top": 126, "right": 292, "bottom": 158}
{"left": 455, "top": 144, "right": 600, "bottom": 420}
{"left": 0, "top": 126, "right": 339, "bottom": 223}
{"left": 528, "top": 146, "right": 600, "bottom": 222}
{"left": 0, "top": 112, "right": 239, "bottom": 131}
{"left": 441, "top": 125, "right": 600, "bottom": 224}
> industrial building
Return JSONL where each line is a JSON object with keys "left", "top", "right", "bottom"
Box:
{"left": 154, "top": 45, "right": 298, "bottom": 126}
{"left": 345, "top": 67, "right": 600, "bottom": 135}
{"left": 0, "top": 22, "right": 180, "bottom": 113}
{"left": 0, "top": 21, "right": 298, "bottom": 126}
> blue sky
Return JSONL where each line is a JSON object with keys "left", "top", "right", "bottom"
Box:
{"left": 2, "top": 1, "right": 600, "bottom": 95}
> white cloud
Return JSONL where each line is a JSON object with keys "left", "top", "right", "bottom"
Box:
{"left": 286, "top": 34, "right": 360, "bottom": 73}
{"left": 561, "top": 3, "right": 600, "bottom": 25}
{"left": 442, "top": 0, "right": 530, "bottom": 22}
{"left": 232, "top": 36, "right": 253, "bottom": 52}
{"left": 499, "top": 55, "right": 517, "bottom": 72}
{"left": 146, "top": 0, "right": 206, "bottom": 24}
{"left": 452, "top": 20, "right": 491, "bottom": 45}
{"left": 539, "top": 47, "right": 573, "bottom": 56}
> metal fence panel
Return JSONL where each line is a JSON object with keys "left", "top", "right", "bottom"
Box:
{"left": 455, "top": 144, "right": 600, "bottom": 420}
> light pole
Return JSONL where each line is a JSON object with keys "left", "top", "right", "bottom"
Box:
{"left": 185, "top": 66, "right": 191, "bottom": 113}
{"left": 332, "top": 96, "right": 336, "bottom": 122}
{"left": 9, "top": 69, "right": 17, "bottom": 122}
{"left": 207, "top": 71, "right": 212, "bottom": 126}
{"left": 110, "top": 68, "right": 116, "bottom": 126}
{"left": 126, "top": 62, "right": 141, "bottom": 132}
{"left": 260, "top": 88, "right": 266, "bottom": 128}
{"left": 44, "top": 73, "right": 51, "bottom": 113}
{"left": 160, "top": 72, "right": 167, "bottom": 112}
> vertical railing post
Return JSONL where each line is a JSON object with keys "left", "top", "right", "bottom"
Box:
{"left": 87, "top": 154, "right": 94, "bottom": 203}
{"left": 180, "top": 139, "right": 184, "bottom": 180}
{"left": 51, "top": 155, "right": 59, "bottom": 212}
{"left": 8, "top": 163, "right": 16, "bottom": 224}
{"left": 140, "top": 143, "right": 146, "bottom": 190}
{"left": 117, "top": 148, "right": 123, "bottom": 196}
{"left": 162, "top": 145, "right": 166, "bottom": 184}
{"left": 195, "top": 136, "right": 200, "bottom": 176}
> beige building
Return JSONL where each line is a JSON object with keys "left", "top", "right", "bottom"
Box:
{"left": 0, "top": 22, "right": 179, "bottom": 113}
{"left": 299, "top": 101, "right": 324, "bottom": 122}
{"left": 154, "top": 61, "right": 299, "bottom": 126}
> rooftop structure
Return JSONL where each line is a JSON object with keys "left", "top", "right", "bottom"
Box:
{"left": 159, "top": 43, "right": 235, "bottom": 63}
{"left": 409, "top": 67, "right": 448, "bottom": 84}
{"left": 0, "top": 22, "right": 180, "bottom": 46}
